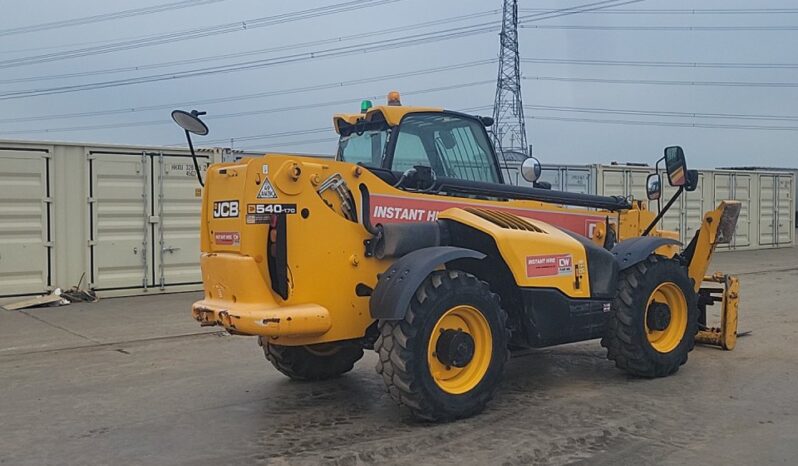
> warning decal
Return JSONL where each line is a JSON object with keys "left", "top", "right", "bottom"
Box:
{"left": 257, "top": 178, "right": 278, "bottom": 199}
{"left": 526, "top": 254, "right": 573, "bottom": 278}
{"left": 214, "top": 231, "right": 240, "bottom": 246}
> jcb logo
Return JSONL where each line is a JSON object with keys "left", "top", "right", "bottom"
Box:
{"left": 213, "top": 200, "right": 239, "bottom": 218}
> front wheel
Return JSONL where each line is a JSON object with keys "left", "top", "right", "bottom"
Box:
{"left": 601, "top": 255, "right": 698, "bottom": 377}
{"left": 375, "top": 270, "right": 508, "bottom": 421}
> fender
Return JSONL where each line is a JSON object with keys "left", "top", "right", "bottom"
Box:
{"left": 611, "top": 236, "right": 682, "bottom": 271}
{"left": 369, "top": 246, "right": 485, "bottom": 320}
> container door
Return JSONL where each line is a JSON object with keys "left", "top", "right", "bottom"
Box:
{"left": 714, "top": 174, "right": 732, "bottom": 249}
{"left": 89, "top": 153, "right": 151, "bottom": 290}
{"left": 733, "top": 174, "right": 751, "bottom": 247}
{"left": 715, "top": 173, "right": 751, "bottom": 249}
{"left": 627, "top": 170, "right": 650, "bottom": 202}
{"left": 152, "top": 154, "right": 209, "bottom": 288}
{"left": 682, "top": 172, "right": 705, "bottom": 244}
{"left": 777, "top": 175, "right": 794, "bottom": 245}
{"left": 601, "top": 169, "right": 626, "bottom": 197}
{"left": 538, "top": 167, "right": 561, "bottom": 191}
{"left": 563, "top": 168, "right": 592, "bottom": 194}
{"left": 0, "top": 149, "right": 51, "bottom": 296}
{"left": 758, "top": 175, "right": 776, "bottom": 246}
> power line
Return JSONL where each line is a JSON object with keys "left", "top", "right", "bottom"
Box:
{"left": 0, "top": 24, "right": 502, "bottom": 100}
{"left": 237, "top": 108, "right": 501, "bottom": 151}
{"left": 203, "top": 127, "right": 332, "bottom": 145}
{"left": 0, "top": 10, "right": 499, "bottom": 85}
{"left": 237, "top": 136, "right": 340, "bottom": 152}
{"left": 0, "top": 1, "right": 645, "bottom": 100}
{"left": 524, "top": 104, "right": 798, "bottom": 122}
{"left": 2, "top": 1, "right": 630, "bottom": 79}
{"left": 0, "top": 0, "right": 228, "bottom": 37}
{"left": 525, "top": 115, "right": 798, "bottom": 131}
{"left": 522, "top": 76, "right": 798, "bottom": 88}
{"left": 0, "top": 0, "right": 399, "bottom": 69}
{"left": 199, "top": 105, "right": 496, "bottom": 148}
{"left": 0, "top": 80, "right": 494, "bottom": 135}
{"left": 0, "top": 59, "right": 496, "bottom": 124}
{"left": 518, "top": 7, "right": 798, "bottom": 15}
{"left": 521, "top": 24, "right": 798, "bottom": 31}
{"left": 520, "top": 57, "right": 798, "bottom": 70}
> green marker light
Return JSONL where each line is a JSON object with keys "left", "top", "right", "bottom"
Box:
{"left": 360, "top": 100, "right": 373, "bottom": 113}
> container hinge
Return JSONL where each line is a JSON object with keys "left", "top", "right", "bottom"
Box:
{"left": 148, "top": 216, "right": 160, "bottom": 224}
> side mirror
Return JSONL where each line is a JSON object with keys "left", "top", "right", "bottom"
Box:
{"left": 171, "top": 109, "right": 209, "bottom": 187}
{"left": 521, "top": 157, "right": 541, "bottom": 183}
{"left": 663, "top": 146, "right": 687, "bottom": 186}
{"left": 479, "top": 116, "right": 494, "bottom": 127}
{"left": 685, "top": 169, "right": 699, "bottom": 192}
{"left": 171, "top": 110, "right": 209, "bottom": 135}
{"left": 646, "top": 173, "right": 662, "bottom": 201}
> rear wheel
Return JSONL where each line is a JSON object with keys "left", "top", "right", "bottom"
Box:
{"left": 601, "top": 255, "right": 698, "bottom": 377}
{"left": 375, "top": 270, "right": 508, "bottom": 421}
{"left": 260, "top": 338, "right": 364, "bottom": 381}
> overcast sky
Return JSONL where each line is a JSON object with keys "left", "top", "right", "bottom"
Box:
{"left": 1, "top": 0, "right": 797, "bottom": 168}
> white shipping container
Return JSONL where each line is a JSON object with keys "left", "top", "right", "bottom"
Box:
{"left": 594, "top": 165, "right": 794, "bottom": 249}
{"left": 0, "top": 140, "right": 222, "bottom": 298}
{"left": 501, "top": 162, "right": 596, "bottom": 194}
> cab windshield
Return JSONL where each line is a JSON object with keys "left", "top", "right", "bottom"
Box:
{"left": 391, "top": 113, "right": 500, "bottom": 183}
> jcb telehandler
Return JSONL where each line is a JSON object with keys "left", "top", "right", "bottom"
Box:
{"left": 171, "top": 92, "right": 740, "bottom": 421}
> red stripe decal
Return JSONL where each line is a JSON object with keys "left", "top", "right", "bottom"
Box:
{"left": 369, "top": 194, "right": 606, "bottom": 238}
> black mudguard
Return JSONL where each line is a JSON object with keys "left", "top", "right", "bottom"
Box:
{"left": 611, "top": 236, "right": 682, "bottom": 271}
{"left": 369, "top": 246, "right": 485, "bottom": 320}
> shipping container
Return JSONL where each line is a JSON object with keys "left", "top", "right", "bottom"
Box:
{"left": 593, "top": 165, "right": 794, "bottom": 249}
{"left": 686, "top": 170, "right": 794, "bottom": 250}
{"left": 0, "top": 140, "right": 223, "bottom": 298}
{"left": 720, "top": 166, "right": 798, "bottom": 230}
{"left": 501, "top": 161, "right": 596, "bottom": 195}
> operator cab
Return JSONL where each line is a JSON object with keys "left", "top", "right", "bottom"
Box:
{"left": 334, "top": 92, "right": 504, "bottom": 190}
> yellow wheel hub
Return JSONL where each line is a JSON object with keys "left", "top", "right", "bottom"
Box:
{"left": 645, "top": 282, "right": 688, "bottom": 353}
{"left": 427, "top": 305, "right": 492, "bottom": 395}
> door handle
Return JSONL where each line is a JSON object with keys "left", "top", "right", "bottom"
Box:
{"left": 162, "top": 246, "right": 181, "bottom": 254}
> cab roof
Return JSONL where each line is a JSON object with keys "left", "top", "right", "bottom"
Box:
{"left": 333, "top": 104, "right": 443, "bottom": 134}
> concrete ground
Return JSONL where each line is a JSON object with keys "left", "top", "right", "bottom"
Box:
{"left": 1, "top": 247, "right": 797, "bottom": 465}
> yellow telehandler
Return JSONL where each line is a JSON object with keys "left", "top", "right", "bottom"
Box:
{"left": 171, "top": 93, "right": 740, "bottom": 421}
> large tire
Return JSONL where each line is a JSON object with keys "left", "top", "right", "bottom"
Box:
{"left": 601, "top": 254, "right": 698, "bottom": 378}
{"left": 259, "top": 338, "right": 364, "bottom": 381}
{"left": 375, "top": 270, "right": 508, "bottom": 421}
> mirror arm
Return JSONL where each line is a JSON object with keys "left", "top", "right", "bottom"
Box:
{"left": 184, "top": 129, "right": 204, "bottom": 187}
{"left": 642, "top": 186, "right": 683, "bottom": 236}
{"left": 653, "top": 158, "right": 663, "bottom": 214}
